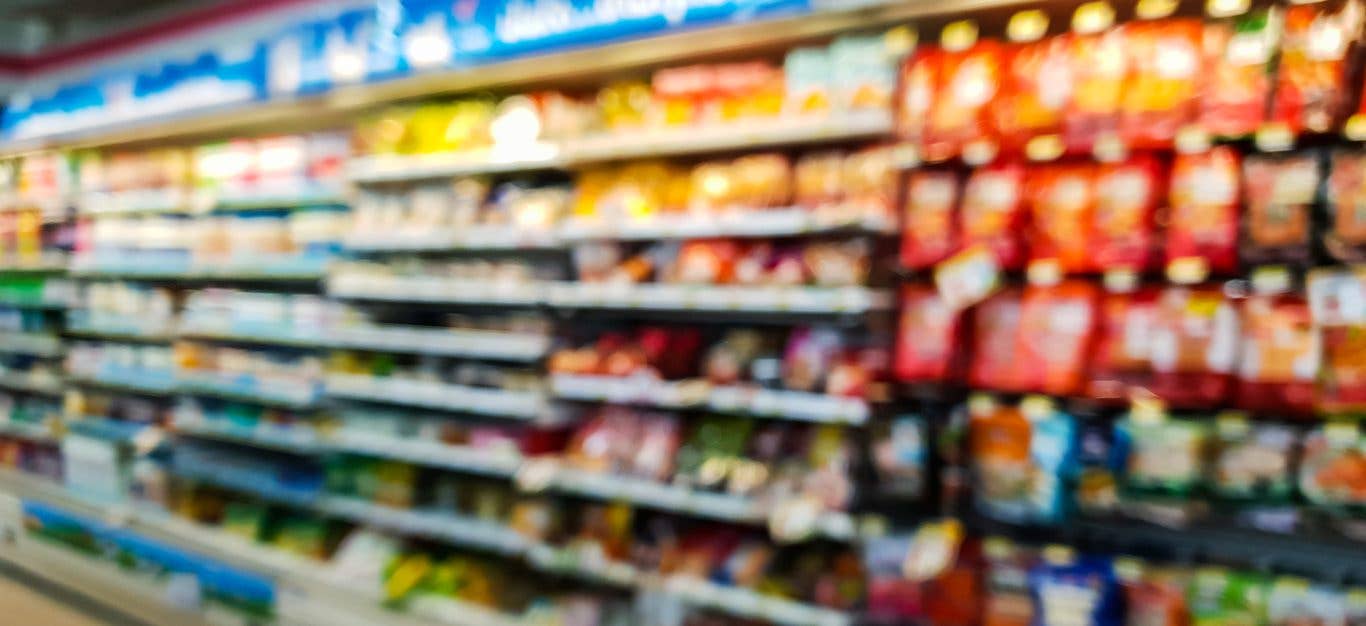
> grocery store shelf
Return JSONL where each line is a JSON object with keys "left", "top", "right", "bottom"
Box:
{"left": 77, "top": 188, "right": 189, "bottom": 216}
{"left": 0, "top": 419, "right": 57, "bottom": 442}
{"left": 172, "top": 419, "right": 323, "bottom": 454}
{"left": 66, "top": 321, "right": 175, "bottom": 343}
{"left": 177, "top": 374, "right": 321, "bottom": 410}
{"left": 0, "top": 255, "right": 69, "bottom": 274}
{"left": 0, "top": 297, "right": 70, "bottom": 311}
{"left": 325, "top": 373, "right": 544, "bottom": 420}
{"left": 70, "top": 264, "right": 327, "bottom": 283}
{"left": 207, "top": 185, "right": 347, "bottom": 211}
{"left": 550, "top": 466, "right": 763, "bottom": 521}
{"left": 67, "top": 369, "right": 179, "bottom": 396}
{"left": 0, "top": 372, "right": 64, "bottom": 396}
{"left": 551, "top": 374, "right": 710, "bottom": 408}
{"left": 329, "top": 432, "right": 522, "bottom": 478}
{"left": 547, "top": 283, "right": 893, "bottom": 314}
{"left": 0, "top": 331, "right": 63, "bottom": 357}
{"left": 326, "top": 273, "right": 545, "bottom": 306}
{"left": 550, "top": 374, "right": 871, "bottom": 424}
{"left": 315, "top": 497, "right": 530, "bottom": 556}
{"left": 329, "top": 326, "right": 550, "bottom": 362}
{"left": 559, "top": 207, "right": 894, "bottom": 242}
{"left": 176, "top": 322, "right": 330, "bottom": 349}
{"left": 343, "top": 226, "right": 562, "bottom": 253}
{"left": 664, "top": 576, "right": 851, "bottom": 626}
{"left": 346, "top": 143, "right": 566, "bottom": 183}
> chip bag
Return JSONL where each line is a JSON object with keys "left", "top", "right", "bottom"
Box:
{"left": 969, "top": 289, "right": 1028, "bottom": 392}
{"left": 1120, "top": 18, "right": 1203, "bottom": 148}
{"left": 894, "top": 284, "right": 964, "bottom": 383}
{"left": 1236, "top": 295, "right": 1318, "bottom": 416}
{"left": 1325, "top": 149, "right": 1366, "bottom": 262}
{"left": 1065, "top": 27, "right": 1126, "bottom": 153}
{"left": 1092, "top": 153, "right": 1162, "bottom": 272}
{"left": 1016, "top": 281, "right": 1101, "bottom": 396}
{"left": 961, "top": 162, "right": 1029, "bottom": 271}
{"left": 1026, "top": 163, "right": 1096, "bottom": 274}
{"left": 1201, "top": 9, "right": 1280, "bottom": 138}
{"left": 901, "top": 169, "right": 961, "bottom": 269}
{"left": 925, "top": 38, "right": 1005, "bottom": 161}
{"left": 1241, "top": 152, "right": 1322, "bottom": 267}
{"left": 993, "top": 34, "right": 1072, "bottom": 153}
{"left": 1309, "top": 268, "right": 1366, "bottom": 413}
{"left": 1148, "top": 287, "right": 1240, "bottom": 409}
{"left": 1167, "top": 147, "right": 1242, "bottom": 278}
{"left": 1086, "top": 289, "right": 1159, "bottom": 403}
{"left": 1272, "top": 0, "right": 1364, "bottom": 135}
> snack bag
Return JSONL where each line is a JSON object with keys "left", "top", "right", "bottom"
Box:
{"left": 1325, "top": 149, "right": 1366, "bottom": 262}
{"left": 924, "top": 36, "right": 1004, "bottom": 161}
{"left": 1308, "top": 268, "right": 1366, "bottom": 412}
{"left": 1167, "top": 147, "right": 1242, "bottom": 278}
{"left": 1241, "top": 152, "right": 1322, "bottom": 267}
{"left": 1092, "top": 154, "right": 1162, "bottom": 273}
{"left": 1016, "top": 281, "right": 1101, "bottom": 396}
{"left": 872, "top": 415, "right": 930, "bottom": 498}
{"left": 969, "top": 289, "right": 1027, "bottom": 392}
{"left": 962, "top": 162, "right": 1029, "bottom": 271}
{"left": 1298, "top": 424, "right": 1366, "bottom": 508}
{"left": 1267, "top": 578, "right": 1348, "bottom": 626}
{"left": 1236, "top": 295, "right": 1318, "bottom": 416}
{"left": 1120, "top": 563, "right": 1191, "bottom": 626}
{"left": 1026, "top": 163, "right": 1096, "bottom": 274}
{"left": 1065, "top": 26, "right": 1126, "bottom": 153}
{"left": 843, "top": 146, "right": 898, "bottom": 221}
{"left": 897, "top": 49, "right": 940, "bottom": 147}
{"left": 1201, "top": 8, "right": 1280, "bottom": 138}
{"left": 894, "top": 284, "right": 963, "bottom": 383}
{"left": 1149, "top": 288, "right": 1241, "bottom": 409}
{"left": 1272, "top": 0, "right": 1364, "bottom": 135}
{"left": 993, "top": 34, "right": 1072, "bottom": 152}
{"left": 969, "top": 399, "right": 1078, "bottom": 523}
{"left": 1115, "top": 415, "right": 1209, "bottom": 496}
{"left": 785, "top": 46, "right": 832, "bottom": 115}
{"left": 1211, "top": 419, "right": 1297, "bottom": 501}
{"left": 900, "top": 169, "right": 960, "bottom": 269}
{"left": 1120, "top": 18, "right": 1203, "bottom": 148}
{"left": 1028, "top": 555, "right": 1123, "bottom": 626}
{"left": 1188, "top": 569, "right": 1271, "bottom": 626}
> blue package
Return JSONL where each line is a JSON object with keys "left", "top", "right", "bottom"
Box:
{"left": 1028, "top": 555, "right": 1123, "bottom": 626}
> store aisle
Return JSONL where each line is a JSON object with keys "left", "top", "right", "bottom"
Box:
{"left": 0, "top": 568, "right": 129, "bottom": 626}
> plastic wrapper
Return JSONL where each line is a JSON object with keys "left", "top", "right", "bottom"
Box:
{"left": 1236, "top": 295, "right": 1318, "bottom": 416}
{"left": 1016, "top": 281, "right": 1101, "bottom": 396}
{"left": 1241, "top": 152, "right": 1322, "bottom": 268}
{"left": 924, "top": 40, "right": 1004, "bottom": 161}
{"left": 1211, "top": 421, "right": 1297, "bottom": 501}
{"left": 1309, "top": 268, "right": 1366, "bottom": 412}
{"left": 1064, "top": 28, "right": 1126, "bottom": 153}
{"left": 1271, "top": 0, "right": 1364, "bottom": 135}
{"left": 1092, "top": 154, "right": 1162, "bottom": 272}
{"left": 969, "top": 289, "right": 1027, "bottom": 392}
{"left": 1167, "top": 147, "right": 1243, "bottom": 278}
{"left": 1026, "top": 163, "right": 1096, "bottom": 273}
{"left": 1325, "top": 150, "right": 1366, "bottom": 262}
{"left": 1115, "top": 416, "right": 1209, "bottom": 496}
{"left": 969, "top": 400, "right": 1077, "bottom": 523}
{"left": 961, "top": 162, "right": 1029, "bottom": 271}
{"left": 900, "top": 169, "right": 960, "bottom": 269}
{"left": 1298, "top": 425, "right": 1366, "bottom": 507}
{"left": 1148, "top": 287, "right": 1240, "bottom": 409}
{"left": 993, "top": 35, "right": 1072, "bottom": 153}
{"left": 894, "top": 284, "right": 963, "bottom": 383}
{"left": 1119, "top": 18, "right": 1203, "bottom": 148}
{"left": 1201, "top": 9, "right": 1280, "bottom": 138}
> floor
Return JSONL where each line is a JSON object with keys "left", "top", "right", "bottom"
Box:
{"left": 0, "top": 565, "right": 136, "bottom": 626}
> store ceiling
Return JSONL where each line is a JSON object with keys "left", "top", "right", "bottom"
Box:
{"left": 0, "top": 0, "right": 219, "bottom": 57}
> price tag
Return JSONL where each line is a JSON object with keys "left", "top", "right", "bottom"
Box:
{"left": 940, "top": 20, "right": 978, "bottom": 52}
{"left": 1072, "top": 1, "right": 1115, "bottom": 34}
{"left": 1020, "top": 394, "right": 1056, "bottom": 421}
{"left": 1207, "top": 0, "right": 1250, "bottom": 18}
{"left": 769, "top": 494, "right": 823, "bottom": 543}
{"left": 1113, "top": 557, "right": 1145, "bottom": 582}
{"left": 1137, "top": 0, "right": 1178, "bottom": 18}
{"left": 1027, "top": 259, "right": 1064, "bottom": 286}
{"left": 1042, "top": 544, "right": 1077, "bottom": 565}
{"left": 1026, "top": 135, "right": 1065, "bottom": 162}
{"left": 1346, "top": 114, "right": 1366, "bottom": 141}
{"left": 935, "top": 246, "right": 1002, "bottom": 311}
{"left": 968, "top": 393, "right": 998, "bottom": 416}
{"left": 1103, "top": 268, "right": 1139, "bottom": 293}
{"left": 1255, "top": 123, "right": 1295, "bottom": 152}
{"left": 884, "top": 25, "right": 918, "bottom": 57}
{"left": 1008, "top": 10, "right": 1049, "bottom": 42}
{"left": 1166, "top": 256, "right": 1210, "bottom": 284}
{"left": 1175, "top": 125, "right": 1212, "bottom": 154}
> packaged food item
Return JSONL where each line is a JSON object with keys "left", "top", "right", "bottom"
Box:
{"left": 1308, "top": 268, "right": 1366, "bottom": 412}
{"left": 894, "top": 284, "right": 963, "bottom": 383}
{"left": 842, "top": 145, "right": 898, "bottom": 220}
{"left": 1075, "top": 421, "right": 1121, "bottom": 514}
{"left": 1016, "top": 281, "right": 1101, "bottom": 396}
{"left": 1092, "top": 154, "right": 1162, "bottom": 273}
{"left": 795, "top": 151, "right": 846, "bottom": 209}
{"left": 900, "top": 169, "right": 960, "bottom": 269}
{"left": 961, "top": 162, "right": 1029, "bottom": 271}
{"left": 1026, "top": 163, "right": 1096, "bottom": 274}
{"left": 1065, "top": 21, "right": 1127, "bottom": 153}
{"left": 1211, "top": 418, "right": 1296, "bottom": 501}
{"left": 712, "top": 61, "right": 784, "bottom": 122}
{"left": 1236, "top": 295, "right": 1318, "bottom": 416}
{"left": 1201, "top": 8, "right": 1280, "bottom": 138}
{"left": 897, "top": 48, "right": 939, "bottom": 148}
{"left": 1325, "top": 150, "right": 1366, "bottom": 262}
{"left": 1188, "top": 568, "right": 1270, "bottom": 626}
{"left": 830, "top": 34, "right": 900, "bottom": 111}
{"left": 598, "top": 80, "right": 652, "bottom": 130}
{"left": 982, "top": 538, "right": 1035, "bottom": 626}
{"left": 1167, "top": 147, "right": 1243, "bottom": 279}
{"left": 1116, "top": 415, "right": 1209, "bottom": 496}
{"left": 785, "top": 46, "right": 833, "bottom": 114}
{"left": 1120, "top": 18, "right": 1203, "bottom": 148}
{"left": 969, "top": 289, "right": 1027, "bottom": 392}
{"left": 924, "top": 27, "right": 1004, "bottom": 161}
{"left": 1271, "top": 0, "right": 1364, "bottom": 135}
{"left": 1027, "top": 553, "right": 1123, "bottom": 626}
{"left": 1149, "top": 287, "right": 1240, "bottom": 409}
{"left": 1118, "top": 562, "right": 1191, "bottom": 626}
{"left": 993, "top": 30, "right": 1071, "bottom": 152}
{"left": 1241, "top": 152, "right": 1322, "bottom": 267}
{"left": 1267, "top": 578, "right": 1348, "bottom": 626}
{"left": 782, "top": 327, "right": 844, "bottom": 393}
{"left": 872, "top": 414, "right": 929, "bottom": 498}
{"left": 970, "top": 397, "right": 1078, "bottom": 523}
{"left": 1298, "top": 423, "right": 1366, "bottom": 507}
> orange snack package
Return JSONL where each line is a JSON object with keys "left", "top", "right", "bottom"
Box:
{"left": 993, "top": 34, "right": 1072, "bottom": 153}
{"left": 961, "top": 162, "right": 1029, "bottom": 271}
{"left": 1148, "top": 287, "right": 1241, "bottom": 409}
{"left": 1026, "top": 163, "right": 1096, "bottom": 274}
{"left": 900, "top": 169, "right": 961, "bottom": 269}
{"left": 1092, "top": 154, "right": 1162, "bottom": 272}
{"left": 1271, "top": 0, "right": 1364, "bottom": 134}
{"left": 1064, "top": 27, "right": 1126, "bottom": 153}
{"left": 1200, "top": 9, "right": 1279, "bottom": 138}
{"left": 969, "top": 289, "right": 1027, "bottom": 392}
{"left": 924, "top": 39, "right": 1005, "bottom": 161}
{"left": 1085, "top": 289, "right": 1159, "bottom": 403}
{"left": 1237, "top": 294, "right": 1318, "bottom": 417}
{"left": 1016, "top": 281, "right": 1101, "bottom": 396}
{"left": 1325, "top": 149, "right": 1366, "bottom": 262}
{"left": 897, "top": 49, "right": 940, "bottom": 148}
{"left": 1167, "top": 146, "right": 1242, "bottom": 277}
{"left": 1119, "top": 18, "right": 1203, "bottom": 148}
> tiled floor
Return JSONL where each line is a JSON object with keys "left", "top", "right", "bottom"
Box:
{"left": 0, "top": 573, "right": 107, "bottom": 626}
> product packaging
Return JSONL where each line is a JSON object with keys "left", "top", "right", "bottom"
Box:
{"left": 1241, "top": 151, "right": 1322, "bottom": 268}
{"left": 961, "top": 162, "right": 1029, "bottom": 271}
{"left": 1167, "top": 147, "right": 1243, "bottom": 280}
{"left": 1086, "top": 289, "right": 1159, "bottom": 403}
{"left": 894, "top": 284, "right": 963, "bottom": 383}
{"left": 923, "top": 24, "right": 1004, "bottom": 161}
{"left": 872, "top": 414, "right": 929, "bottom": 498}
{"left": 1298, "top": 423, "right": 1365, "bottom": 508}
{"left": 1201, "top": 8, "right": 1280, "bottom": 139}
{"left": 1236, "top": 295, "right": 1318, "bottom": 416}
{"left": 1148, "top": 287, "right": 1241, "bottom": 409}
{"left": 1027, "top": 552, "right": 1123, "bottom": 626}
{"left": 1188, "top": 568, "right": 1270, "bottom": 626}
{"left": 1092, "top": 154, "right": 1162, "bottom": 273}
{"left": 1027, "top": 163, "right": 1097, "bottom": 274}
{"left": 1120, "top": 18, "right": 1204, "bottom": 148}
{"left": 1271, "top": 0, "right": 1364, "bottom": 135}
{"left": 1016, "top": 281, "right": 1101, "bottom": 396}
{"left": 897, "top": 49, "right": 939, "bottom": 148}
{"left": 1115, "top": 414, "right": 1209, "bottom": 497}
{"left": 1308, "top": 268, "right": 1366, "bottom": 412}
{"left": 1064, "top": 12, "right": 1126, "bottom": 153}
{"left": 1325, "top": 150, "right": 1366, "bottom": 262}
{"left": 1210, "top": 416, "right": 1297, "bottom": 502}
{"left": 970, "top": 397, "right": 1078, "bottom": 524}
{"left": 900, "top": 169, "right": 960, "bottom": 269}
{"left": 993, "top": 27, "right": 1071, "bottom": 153}
{"left": 1267, "top": 578, "right": 1348, "bottom": 626}
{"left": 969, "top": 289, "right": 1027, "bottom": 392}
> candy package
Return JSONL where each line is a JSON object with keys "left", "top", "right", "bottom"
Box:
{"left": 1168, "top": 147, "right": 1243, "bottom": 278}
{"left": 924, "top": 34, "right": 1004, "bottom": 161}
{"left": 993, "top": 33, "right": 1072, "bottom": 153}
{"left": 1120, "top": 18, "right": 1203, "bottom": 148}
{"left": 1016, "top": 281, "right": 1101, "bottom": 396}
{"left": 1211, "top": 419, "right": 1296, "bottom": 502}
{"left": 1026, "top": 163, "right": 1096, "bottom": 274}
{"left": 1298, "top": 424, "right": 1366, "bottom": 508}
{"left": 1241, "top": 152, "right": 1322, "bottom": 268}
{"left": 894, "top": 284, "right": 964, "bottom": 383}
{"left": 969, "top": 289, "right": 1027, "bottom": 392}
{"left": 1236, "top": 295, "right": 1318, "bottom": 416}
{"left": 1086, "top": 290, "right": 1159, "bottom": 403}
{"left": 900, "top": 169, "right": 960, "bottom": 269}
{"left": 1325, "top": 150, "right": 1366, "bottom": 262}
{"left": 969, "top": 398, "right": 1077, "bottom": 524}
{"left": 1092, "top": 154, "right": 1162, "bottom": 273}
{"left": 1115, "top": 416, "right": 1210, "bottom": 496}
{"left": 961, "top": 162, "right": 1029, "bottom": 271}
{"left": 1201, "top": 8, "right": 1280, "bottom": 138}
{"left": 1272, "top": 0, "right": 1364, "bottom": 135}
{"left": 1149, "top": 288, "right": 1241, "bottom": 409}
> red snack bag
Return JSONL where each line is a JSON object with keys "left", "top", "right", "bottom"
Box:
{"left": 1016, "top": 281, "right": 1101, "bottom": 396}
{"left": 969, "top": 289, "right": 1027, "bottom": 392}
{"left": 1064, "top": 27, "right": 1126, "bottom": 153}
{"left": 901, "top": 169, "right": 961, "bottom": 269}
{"left": 1026, "top": 163, "right": 1096, "bottom": 274}
{"left": 1272, "top": 1, "right": 1364, "bottom": 135}
{"left": 1167, "top": 146, "right": 1242, "bottom": 277}
{"left": 961, "top": 162, "right": 1029, "bottom": 270}
{"left": 1201, "top": 9, "right": 1279, "bottom": 138}
{"left": 1325, "top": 149, "right": 1366, "bottom": 262}
{"left": 1237, "top": 294, "right": 1318, "bottom": 416}
{"left": 1120, "top": 18, "right": 1203, "bottom": 148}
{"left": 1241, "top": 152, "right": 1322, "bottom": 267}
{"left": 1092, "top": 154, "right": 1161, "bottom": 272}
{"left": 894, "top": 284, "right": 963, "bottom": 383}
{"left": 897, "top": 49, "right": 940, "bottom": 147}
{"left": 925, "top": 38, "right": 1005, "bottom": 161}
{"left": 1148, "top": 287, "right": 1241, "bottom": 409}
{"left": 1086, "top": 289, "right": 1159, "bottom": 403}
{"left": 994, "top": 35, "right": 1073, "bottom": 153}
{"left": 1309, "top": 268, "right": 1366, "bottom": 412}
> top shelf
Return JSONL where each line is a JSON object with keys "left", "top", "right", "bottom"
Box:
{"left": 346, "top": 109, "right": 893, "bottom": 184}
